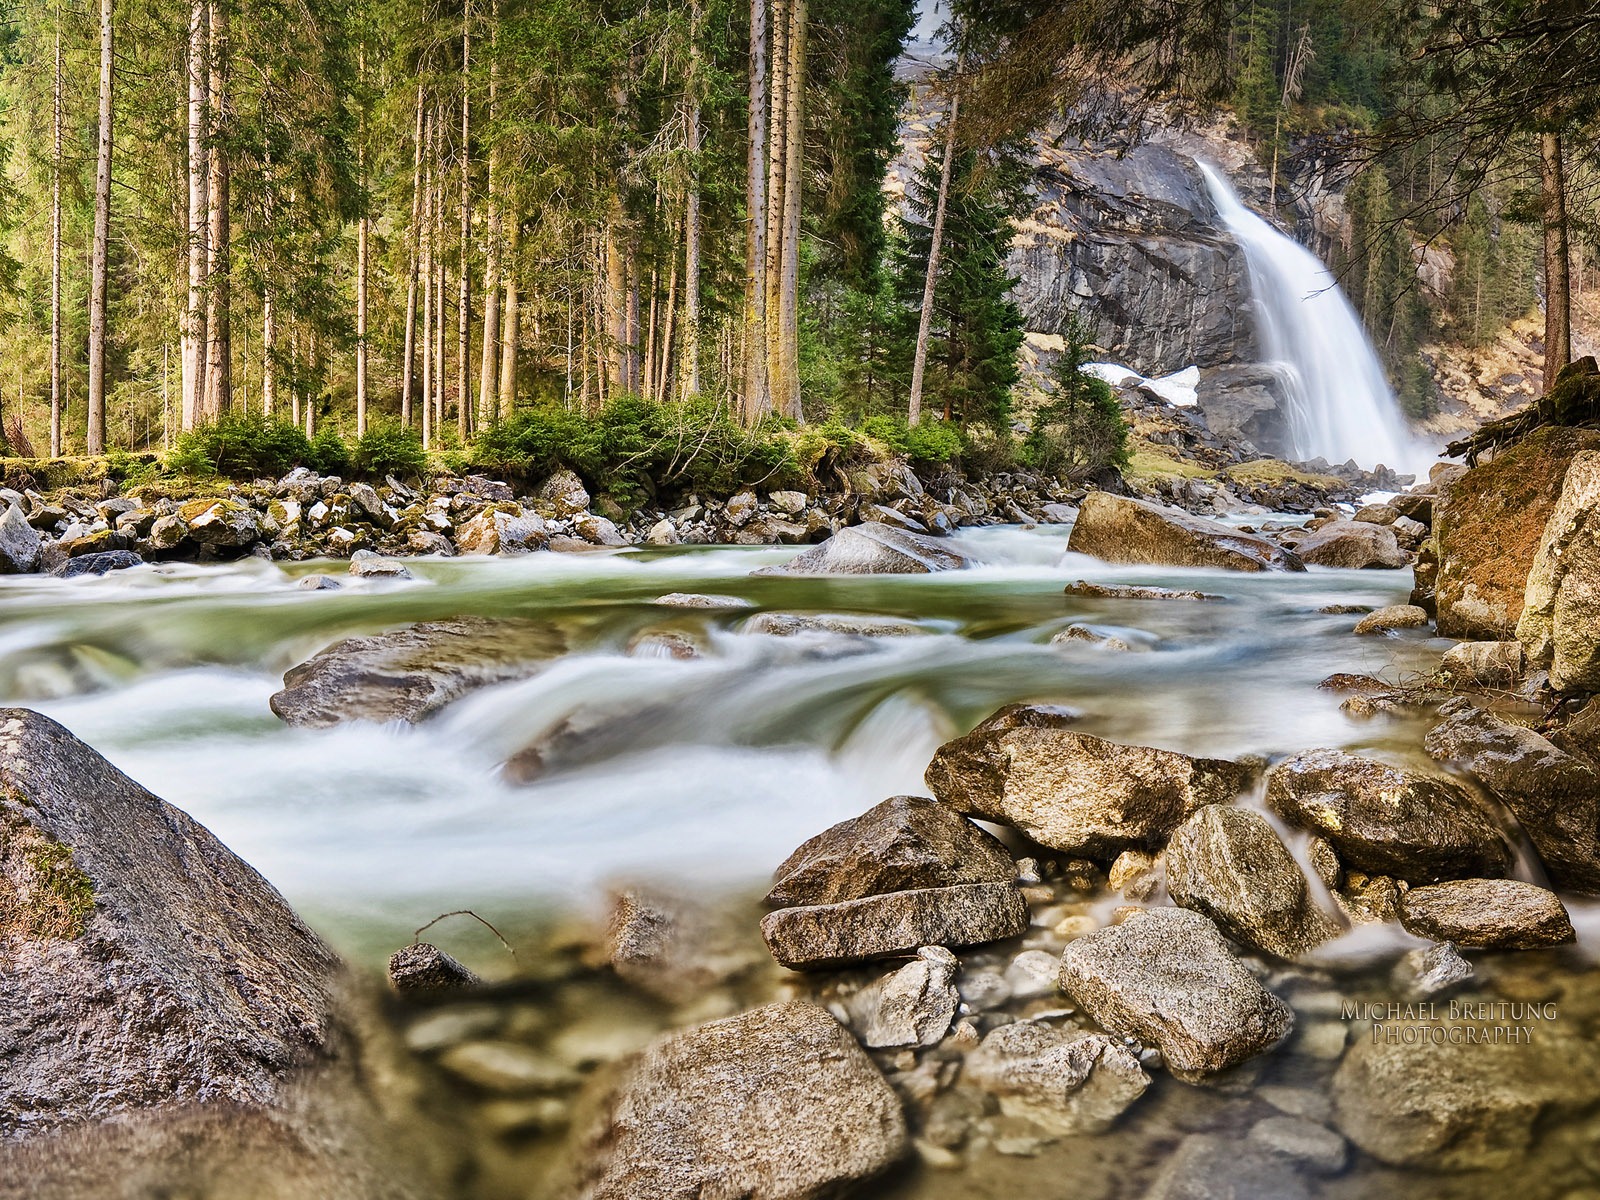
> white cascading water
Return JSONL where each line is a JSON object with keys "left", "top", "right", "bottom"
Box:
{"left": 1196, "top": 161, "right": 1418, "bottom": 472}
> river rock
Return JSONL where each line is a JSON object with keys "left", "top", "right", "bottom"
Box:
{"left": 387, "top": 942, "right": 481, "bottom": 991}
{"left": 606, "top": 887, "right": 761, "bottom": 1006}
{"left": 1434, "top": 426, "right": 1600, "bottom": 638}
{"left": 52, "top": 548, "right": 143, "bottom": 578}
{"left": 1145, "top": 1133, "right": 1311, "bottom": 1200}
{"left": 743, "top": 612, "right": 923, "bottom": 638}
{"left": 1293, "top": 519, "right": 1408, "bottom": 569}
{"left": 456, "top": 504, "right": 547, "bottom": 554}
{"left": 925, "top": 703, "right": 1248, "bottom": 857}
{"left": 348, "top": 548, "right": 414, "bottom": 579}
{"left": 964, "top": 1022, "right": 1150, "bottom": 1134}
{"left": 767, "top": 523, "right": 972, "bottom": 575}
{"left": 1516, "top": 449, "right": 1600, "bottom": 691}
{"left": 760, "top": 882, "right": 1029, "bottom": 970}
{"left": 765, "top": 794, "right": 1017, "bottom": 908}
{"left": 1396, "top": 879, "right": 1575, "bottom": 949}
{"left": 536, "top": 469, "right": 590, "bottom": 516}
{"left": 1425, "top": 698, "right": 1600, "bottom": 893}
{"left": 1393, "top": 941, "right": 1474, "bottom": 996}
{"left": 1265, "top": 749, "right": 1510, "bottom": 882}
{"left": 653, "top": 591, "right": 754, "bottom": 609}
{"left": 1440, "top": 639, "right": 1525, "bottom": 688}
{"left": 0, "top": 708, "right": 338, "bottom": 1134}
{"left": 1066, "top": 492, "right": 1305, "bottom": 572}
{"left": 1164, "top": 805, "right": 1340, "bottom": 958}
{"left": 269, "top": 617, "right": 563, "bottom": 727}
{"left": 1247, "top": 1116, "right": 1348, "bottom": 1174}
{"left": 847, "top": 946, "right": 960, "bottom": 1048}
{"left": 1351, "top": 604, "right": 1429, "bottom": 634}
{"left": 180, "top": 497, "right": 262, "bottom": 547}
{"left": 568, "top": 1001, "right": 905, "bottom": 1200}
{"left": 0, "top": 504, "right": 41, "bottom": 573}
{"left": 1057, "top": 908, "right": 1293, "bottom": 1076}
{"left": 1063, "top": 579, "right": 1221, "bottom": 600}
{"left": 1332, "top": 1016, "right": 1600, "bottom": 1170}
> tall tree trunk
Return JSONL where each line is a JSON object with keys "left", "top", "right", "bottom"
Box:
{"left": 182, "top": 0, "right": 208, "bottom": 431}
{"left": 1541, "top": 128, "right": 1572, "bottom": 388}
{"left": 355, "top": 43, "right": 369, "bottom": 436}
{"left": 498, "top": 216, "right": 521, "bottom": 418}
{"left": 908, "top": 82, "right": 960, "bottom": 425}
{"left": 401, "top": 83, "right": 425, "bottom": 428}
{"left": 764, "top": 0, "right": 788, "bottom": 408}
{"left": 776, "top": 0, "right": 804, "bottom": 419}
{"left": 476, "top": 2, "right": 501, "bottom": 427}
{"left": 204, "top": 0, "right": 230, "bottom": 418}
{"left": 605, "top": 198, "right": 627, "bottom": 394}
{"left": 741, "top": 0, "right": 770, "bottom": 422}
{"left": 626, "top": 252, "right": 641, "bottom": 392}
{"left": 421, "top": 109, "right": 435, "bottom": 449}
{"left": 457, "top": 2, "right": 472, "bottom": 442}
{"left": 50, "top": 0, "right": 62, "bottom": 456}
{"left": 684, "top": 0, "right": 703, "bottom": 398}
{"left": 657, "top": 226, "right": 679, "bottom": 404}
{"left": 261, "top": 289, "right": 274, "bottom": 415}
{"left": 86, "top": 0, "right": 113, "bottom": 453}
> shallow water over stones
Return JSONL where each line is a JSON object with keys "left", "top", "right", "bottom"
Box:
{"left": 5, "top": 525, "right": 1600, "bottom": 1197}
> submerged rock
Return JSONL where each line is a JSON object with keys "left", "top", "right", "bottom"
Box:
{"left": 52, "top": 548, "right": 143, "bottom": 578}
{"left": 964, "top": 1022, "right": 1149, "bottom": 1134}
{"left": 847, "top": 946, "right": 960, "bottom": 1048}
{"left": 387, "top": 942, "right": 480, "bottom": 992}
{"left": 1062, "top": 579, "right": 1221, "bottom": 601}
{"left": 0, "top": 708, "right": 339, "bottom": 1135}
{"left": 1057, "top": 908, "right": 1293, "bottom": 1076}
{"left": 761, "top": 882, "right": 1028, "bottom": 970}
{"left": 1294, "top": 519, "right": 1408, "bottom": 569}
{"left": 1396, "top": 879, "right": 1575, "bottom": 949}
{"left": 1392, "top": 941, "right": 1474, "bottom": 996}
{"left": 1351, "top": 604, "right": 1429, "bottom": 634}
{"left": 1067, "top": 492, "right": 1305, "bottom": 572}
{"left": 925, "top": 704, "right": 1247, "bottom": 857}
{"left": 1164, "top": 805, "right": 1340, "bottom": 958}
{"left": 765, "top": 523, "right": 973, "bottom": 575}
{"left": 1146, "top": 1133, "right": 1311, "bottom": 1200}
{"left": 743, "top": 612, "right": 924, "bottom": 637}
{"left": 269, "top": 617, "right": 563, "bottom": 728}
{"left": 568, "top": 1002, "right": 906, "bottom": 1199}
{"left": 1516, "top": 449, "right": 1600, "bottom": 692}
{"left": 765, "top": 794, "right": 1017, "bottom": 908}
{"left": 606, "top": 887, "right": 759, "bottom": 1007}
{"left": 1425, "top": 698, "right": 1600, "bottom": 893}
{"left": 1265, "top": 749, "right": 1511, "bottom": 883}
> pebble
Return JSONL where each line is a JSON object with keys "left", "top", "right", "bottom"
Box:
{"left": 1248, "top": 1115, "right": 1349, "bottom": 1174}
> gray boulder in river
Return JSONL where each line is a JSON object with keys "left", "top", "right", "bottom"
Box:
{"left": 566, "top": 1001, "right": 905, "bottom": 1199}
{"left": 925, "top": 703, "right": 1248, "bottom": 857}
{"left": 1067, "top": 492, "right": 1306, "bottom": 572}
{"left": 762, "top": 522, "right": 972, "bottom": 575}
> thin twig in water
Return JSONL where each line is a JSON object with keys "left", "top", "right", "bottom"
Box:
{"left": 412, "top": 909, "right": 518, "bottom": 960}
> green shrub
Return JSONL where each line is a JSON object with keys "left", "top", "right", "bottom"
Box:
{"left": 307, "top": 427, "right": 351, "bottom": 476}
{"left": 165, "top": 412, "right": 314, "bottom": 479}
{"left": 855, "top": 414, "right": 963, "bottom": 467}
{"left": 353, "top": 422, "right": 428, "bottom": 479}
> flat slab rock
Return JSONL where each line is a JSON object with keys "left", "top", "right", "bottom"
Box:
{"left": 1067, "top": 492, "right": 1305, "bottom": 573}
{"left": 270, "top": 617, "right": 565, "bottom": 728}
{"left": 0, "top": 708, "right": 339, "bottom": 1135}
{"left": 1057, "top": 907, "right": 1294, "bottom": 1076}
{"left": 763, "top": 523, "right": 972, "bottom": 575}
{"left": 568, "top": 1001, "right": 906, "bottom": 1200}
{"left": 925, "top": 703, "right": 1248, "bottom": 856}
{"left": 765, "top": 794, "right": 1018, "bottom": 908}
{"left": 1397, "top": 879, "right": 1575, "bottom": 949}
{"left": 1265, "top": 748, "right": 1511, "bottom": 883}
{"left": 761, "top": 882, "right": 1028, "bottom": 970}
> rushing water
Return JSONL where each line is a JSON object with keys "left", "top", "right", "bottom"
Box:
{"left": 1197, "top": 162, "right": 1423, "bottom": 475}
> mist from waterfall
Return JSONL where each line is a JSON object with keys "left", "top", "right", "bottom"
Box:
{"left": 1196, "top": 162, "right": 1420, "bottom": 473}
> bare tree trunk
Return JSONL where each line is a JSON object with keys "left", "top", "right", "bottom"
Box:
{"left": 741, "top": 0, "right": 770, "bottom": 422}
{"left": 401, "top": 83, "right": 425, "bottom": 427}
{"left": 476, "top": 1, "right": 501, "bottom": 427}
{"left": 626, "top": 252, "right": 641, "bottom": 392}
{"left": 764, "top": 0, "right": 788, "bottom": 409}
{"left": 182, "top": 0, "right": 208, "bottom": 430}
{"left": 684, "top": 0, "right": 703, "bottom": 398}
{"left": 86, "top": 0, "right": 113, "bottom": 453}
{"left": 261, "top": 290, "right": 274, "bottom": 415}
{"left": 657, "top": 226, "right": 679, "bottom": 404}
{"left": 204, "top": 0, "right": 231, "bottom": 418}
{"left": 605, "top": 197, "right": 627, "bottom": 394}
{"left": 457, "top": 2, "right": 472, "bottom": 442}
{"left": 1541, "top": 128, "right": 1572, "bottom": 388}
{"left": 355, "top": 44, "right": 369, "bottom": 437}
{"left": 908, "top": 83, "right": 959, "bottom": 425}
{"left": 50, "top": 0, "right": 62, "bottom": 456}
{"left": 776, "top": 0, "right": 804, "bottom": 419}
{"left": 498, "top": 216, "right": 520, "bottom": 418}
{"left": 421, "top": 109, "right": 435, "bottom": 449}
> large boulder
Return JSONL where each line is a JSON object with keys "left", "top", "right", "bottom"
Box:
{"left": 455, "top": 504, "right": 547, "bottom": 555}
{"left": 766, "top": 524, "right": 973, "bottom": 575}
{"left": 567, "top": 1001, "right": 906, "bottom": 1199}
{"left": 1057, "top": 908, "right": 1294, "bottom": 1076}
{"left": 536, "top": 468, "right": 590, "bottom": 516}
{"left": 1293, "top": 519, "right": 1408, "bottom": 569}
{"left": 1164, "top": 805, "right": 1341, "bottom": 958}
{"left": 1067, "top": 492, "right": 1305, "bottom": 572}
{"left": 1265, "top": 749, "right": 1511, "bottom": 883}
{"left": 179, "top": 497, "right": 262, "bottom": 547}
{"left": 269, "top": 618, "right": 563, "bottom": 728}
{"left": 760, "top": 882, "right": 1028, "bottom": 970}
{"left": 1425, "top": 698, "right": 1600, "bottom": 893}
{"left": 1516, "top": 449, "right": 1600, "bottom": 692}
{"left": 1433, "top": 426, "right": 1600, "bottom": 639}
{"left": 0, "top": 708, "right": 337, "bottom": 1134}
{"left": 0, "top": 504, "right": 41, "bottom": 573}
{"left": 1396, "top": 879, "right": 1575, "bottom": 949}
{"left": 1333, "top": 1017, "right": 1600, "bottom": 1170}
{"left": 765, "top": 794, "right": 1017, "bottom": 908}
{"left": 924, "top": 704, "right": 1248, "bottom": 857}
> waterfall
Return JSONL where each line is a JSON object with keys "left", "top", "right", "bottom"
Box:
{"left": 1196, "top": 162, "right": 1418, "bottom": 472}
